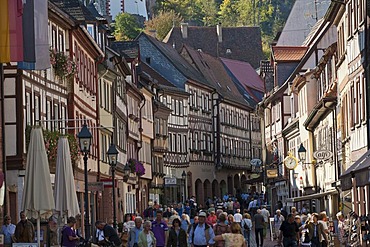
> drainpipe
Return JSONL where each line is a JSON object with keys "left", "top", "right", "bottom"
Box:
{"left": 211, "top": 91, "right": 221, "bottom": 170}
{"left": 366, "top": 1, "right": 370, "bottom": 149}
{"left": 0, "top": 64, "right": 7, "bottom": 215}
{"left": 138, "top": 97, "right": 146, "bottom": 154}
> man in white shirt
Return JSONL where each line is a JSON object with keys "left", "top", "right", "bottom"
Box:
{"left": 260, "top": 205, "right": 270, "bottom": 238}
{"left": 234, "top": 209, "right": 243, "bottom": 223}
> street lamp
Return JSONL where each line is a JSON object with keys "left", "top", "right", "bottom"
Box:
{"left": 107, "top": 143, "right": 119, "bottom": 230}
{"left": 298, "top": 143, "right": 307, "bottom": 161}
{"left": 181, "top": 171, "right": 186, "bottom": 203}
{"left": 77, "top": 123, "right": 92, "bottom": 240}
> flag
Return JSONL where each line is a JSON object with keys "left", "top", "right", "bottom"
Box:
{"left": 18, "top": 0, "right": 50, "bottom": 70}
{"left": 8, "top": 0, "right": 24, "bottom": 61}
{"left": 0, "top": 0, "right": 10, "bottom": 62}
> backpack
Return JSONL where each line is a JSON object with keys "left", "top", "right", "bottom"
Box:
{"left": 214, "top": 223, "right": 229, "bottom": 235}
{"left": 243, "top": 220, "right": 250, "bottom": 232}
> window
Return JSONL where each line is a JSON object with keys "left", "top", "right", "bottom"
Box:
{"left": 350, "top": 84, "right": 354, "bottom": 128}
{"left": 87, "top": 24, "right": 95, "bottom": 39}
{"left": 205, "top": 95, "right": 209, "bottom": 111}
{"left": 194, "top": 91, "right": 198, "bottom": 108}
{"left": 194, "top": 132, "right": 198, "bottom": 150}
{"left": 26, "top": 92, "right": 32, "bottom": 125}
{"left": 168, "top": 133, "right": 172, "bottom": 151}
{"left": 189, "top": 90, "right": 193, "bottom": 107}
{"left": 356, "top": 79, "right": 360, "bottom": 125}
{"left": 362, "top": 74, "right": 366, "bottom": 121}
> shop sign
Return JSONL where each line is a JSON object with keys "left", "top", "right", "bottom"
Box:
{"left": 164, "top": 177, "right": 177, "bottom": 186}
{"left": 100, "top": 179, "right": 118, "bottom": 188}
{"left": 313, "top": 150, "right": 333, "bottom": 160}
{"left": 266, "top": 169, "right": 278, "bottom": 178}
{"left": 341, "top": 176, "right": 352, "bottom": 191}
{"left": 250, "top": 159, "right": 262, "bottom": 173}
{"left": 88, "top": 182, "right": 104, "bottom": 191}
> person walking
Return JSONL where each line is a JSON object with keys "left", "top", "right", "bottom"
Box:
{"left": 152, "top": 210, "right": 168, "bottom": 247}
{"left": 233, "top": 209, "right": 243, "bottom": 224}
{"left": 273, "top": 210, "right": 284, "bottom": 240}
{"left": 241, "top": 213, "right": 252, "bottom": 247}
{"left": 253, "top": 209, "right": 265, "bottom": 247}
{"left": 188, "top": 211, "right": 215, "bottom": 247}
{"left": 318, "top": 212, "right": 329, "bottom": 247}
{"left": 278, "top": 214, "right": 300, "bottom": 247}
{"left": 260, "top": 206, "right": 270, "bottom": 239}
{"left": 213, "top": 213, "right": 230, "bottom": 247}
{"left": 166, "top": 218, "right": 187, "bottom": 247}
{"left": 95, "top": 220, "right": 122, "bottom": 247}
{"left": 138, "top": 221, "right": 156, "bottom": 247}
{"left": 129, "top": 217, "right": 143, "bottom": 247}
{"left": 14, "top": 211, "right": 34, "bottom": 243}
{"left": 207, "top": 211, "right": 217, "bottom": 227}
{"left": 304, "top": 213, "right": 328, "bottom": 247}
{"left": 214, "top": 222, "right": 246, "bottom": 247}
{"left": 336, "top": 212, "right": 349, "bottom": 247}
{"left": 61, "top": 217, "right": 79, "bottom": 247}
{"left": 0, "top": 215, "right": 16, "bottom": 247}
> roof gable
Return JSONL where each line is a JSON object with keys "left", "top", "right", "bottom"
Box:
{"left": 137, "top": 33, "right": 208, "bottom": 89}
{"left": 110, "top": 41, "right": 139, "bottom": 60}
{"left": 182, "top": 46, "right": 251, "bottom": 108}
{"left": 272, "top": 46, "right": 308, "bottom": 62}
{"left": 51, "top": 0, "right": 98, "bottom": 23}
{"left": 163, "top": 26, "right": 263, "bottom": 69}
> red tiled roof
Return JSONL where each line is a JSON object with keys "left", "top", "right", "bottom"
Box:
{"left": 220, "top": 58, "right": 264, "bottom": 92}
{"left": 272, "top": 46, "right": 308, "bottom": 62}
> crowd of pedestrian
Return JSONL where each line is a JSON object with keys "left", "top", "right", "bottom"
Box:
{"left": 0, "top": 193, "right": 357, "bottom": 247}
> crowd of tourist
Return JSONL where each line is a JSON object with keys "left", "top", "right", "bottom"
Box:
{"left": 0, "top": 193, "right": 360, "bottom": 247}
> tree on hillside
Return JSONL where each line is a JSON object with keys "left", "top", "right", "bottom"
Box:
{"left": 154, "top": 0, "right": 204, "bottom": 25}
{"left": 198, "top": 0, "right": 219, "bottom": 26}
{"left": 218, "top": 0, "right": 239, "bottom": 27}
{"left": 144, "top": 10, "right": 183, "bottom": 41}
{"left": 113, "top": 13, "right": 143, "bottom": 41}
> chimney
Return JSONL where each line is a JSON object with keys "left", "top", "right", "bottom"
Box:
{"left": 217, "top": 23, "right": 222, "bottom": 43}
{"left": 181, "top": 23, "right": 188, "bottom": 39}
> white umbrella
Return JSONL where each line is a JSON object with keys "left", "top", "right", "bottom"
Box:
{"left": 54, "top": 136, "right": 80, "bottom": 218}
{"left": 22, "top": 126, "right": 55, "bottom": 246}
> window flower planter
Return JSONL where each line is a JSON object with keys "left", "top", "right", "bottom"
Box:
{"left": 50, "top": 49, "right": 77, "bottom": 81}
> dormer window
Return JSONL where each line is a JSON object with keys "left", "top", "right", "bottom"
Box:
{"left": 87, "top": 24, "right": 95, "bottom": 39}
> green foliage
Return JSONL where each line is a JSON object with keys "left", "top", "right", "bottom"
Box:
{"left": 113, "top": 13, "right": 143, "bottom": 41}
{"left": 219, "top": 0, "right": 239, "bottom": 27}
{"left": 144, "top": 10, "right": 183, "bottom": 41}
{"left": 25, "top": 125, "right": 80, "bottom": 166}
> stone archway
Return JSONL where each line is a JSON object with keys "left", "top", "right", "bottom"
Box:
{"left": 204, "top": 179, "right": 211, "bottom": 205}
{"left": 220, "top": 180, "right": 227, "bottom": 198}
{"left": 195, "top": 179, "right": 203, "bottom": 206}
{"left": 240, "top": 175, "right": 247, "bottom": 192}
{"left": 212, "top": 180, "right": 219, "bottom": 198}
{"left": 227, "top": 176, "right": 233, "bottom": 195}
{"left": 234, "top": 174, "right": 241, "bottom": 194}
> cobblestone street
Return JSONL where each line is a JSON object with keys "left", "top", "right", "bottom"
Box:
{"left": 249, "top": 230, "right": 278, "bottom": 247}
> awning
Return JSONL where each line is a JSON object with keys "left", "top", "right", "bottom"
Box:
{"left": 341, "top": 149, "right": 370, "bottom": 177}
{"left": 286, "top": 189, "right": 338, "bottom": 203}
